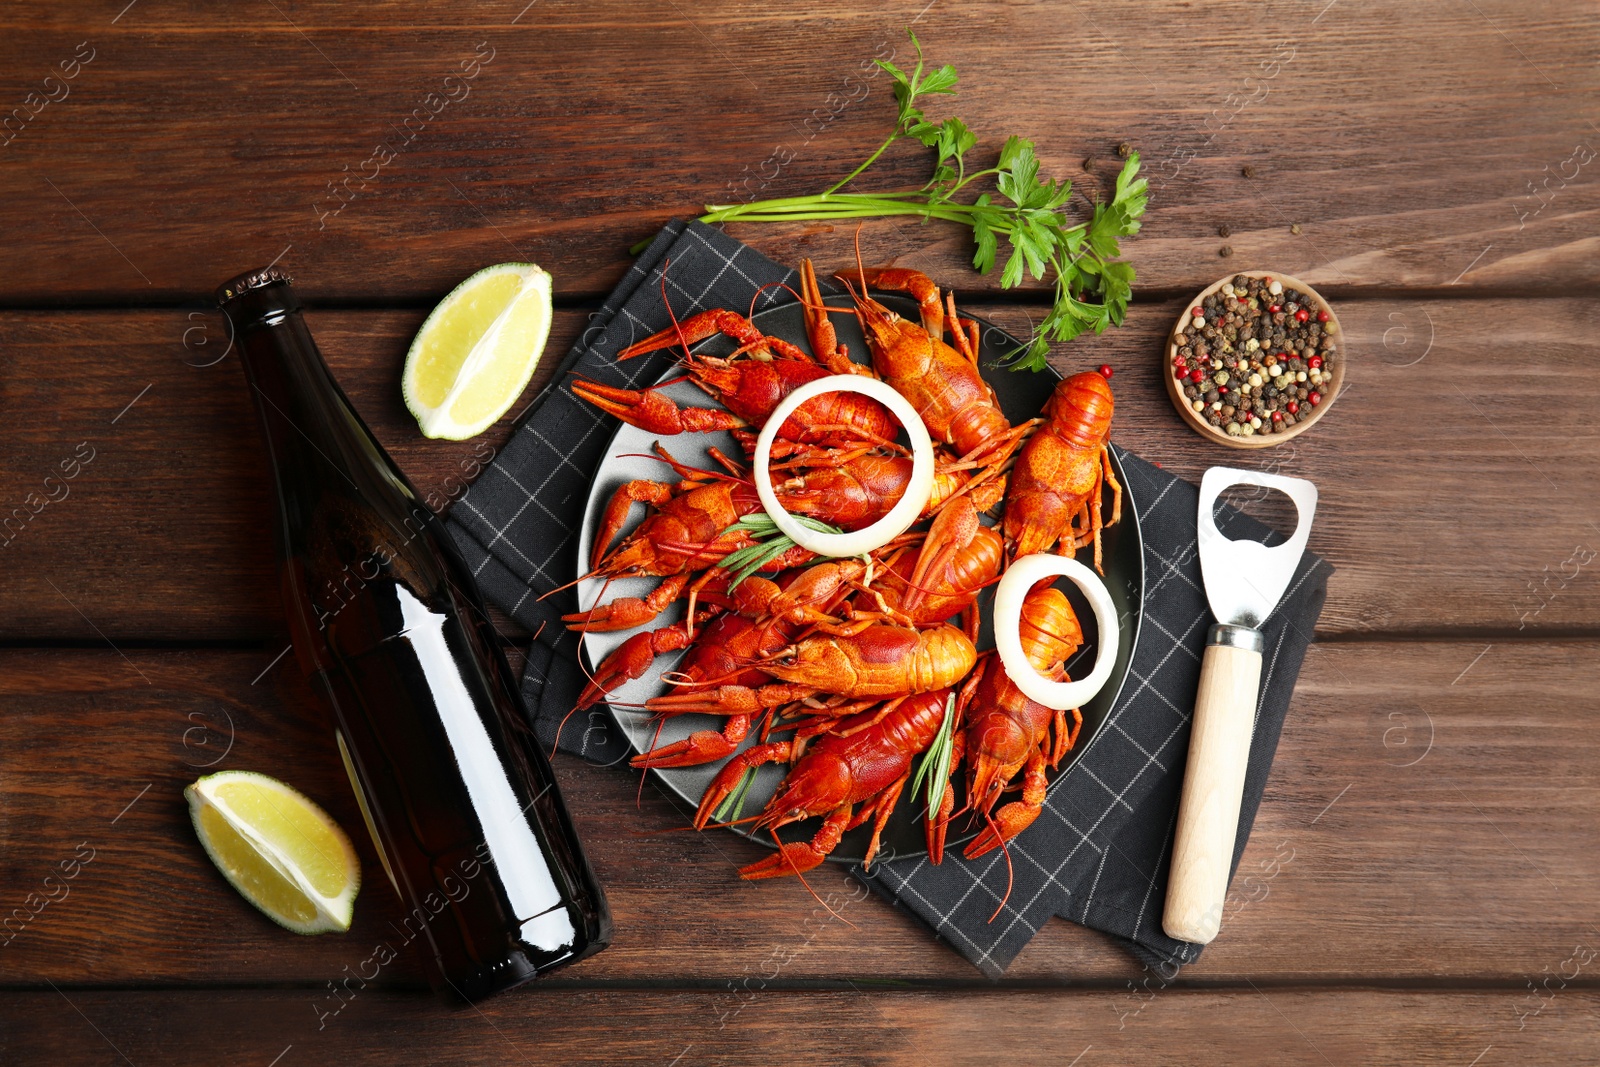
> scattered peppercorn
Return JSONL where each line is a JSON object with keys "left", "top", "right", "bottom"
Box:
{"left": 1082, "top": 157, "right": 1095, "bottom": 172}
{"left": 1242, "top": 164, "right": 1257, "bottom": 178}
{"left": 1117, "top": 141, "right": 1132, "bottom": 158}
{"left": 1219, "top": 245, "right": 1233, "bottom": 258}
{"left": 1218, "top": 224, "right": 1232, "bottom": 238}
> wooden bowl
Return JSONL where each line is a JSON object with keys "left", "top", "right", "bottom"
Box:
{"left": 1164, "top": 271, "right": 1345, "bottom": 449}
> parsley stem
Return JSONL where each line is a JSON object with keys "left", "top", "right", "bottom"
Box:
{"left": 701, "top": 190, "right": 928, "bottom": 215}
{"left": 700, "top": 196, "right": 1088, "bottom": 245}
{"left": 822, "top": 133, "right": 903, "bottom": 196}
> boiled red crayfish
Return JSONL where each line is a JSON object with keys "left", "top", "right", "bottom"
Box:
{"left": 570, "top": 447, "right": 915, "bottom": 633}
{"left": 573, "top": 308, "right": 896, "bottom": 446}
{"left": 644, "top": 621, "right": 976, "bottom": 717}
{"left": 694, "top": 688, "right": 955, "bottom": 874}
{"left": 1003, "top": 371, "right": 1122, "bottom": 573}
{"left": 803, "top": 262, "right": 1031, "bottom": 482}
{"left": 959, "top": 584, "right": 1085, "bottom": 860}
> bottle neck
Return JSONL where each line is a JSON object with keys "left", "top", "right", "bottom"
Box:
{"left": 220, "top": 275, "right": 441, "bottom": 636}
{"left": 223, "top": 279, "right": 415, "bottom": 518}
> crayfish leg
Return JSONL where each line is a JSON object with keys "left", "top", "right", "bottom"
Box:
{"left": 858, "top": 773, "right": 909, "bottom": 871}
{"left": 1101, "top": 444, "right": 1123, "bottom": 527}
{"left": 1047, "top": 706, "right": 1083, "bottom": 768}
{"left": 944, "top": 290, "right": 979, "bottom": 366}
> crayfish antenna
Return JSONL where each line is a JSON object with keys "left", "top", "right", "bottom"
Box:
{"left": 661, "top": 258, "right": 693, "bottom": 363}
{"left": 746, "top": 279, "right": 808, "bottom": 322}
{"left": 538, "top": 565, "right": 604, "bottom": 602}
{"left": 983, "top": 810, "right": 1016, "bottom": 924}
{"left": 637, "top": 714, "right": 669, "bottom": 809}
{"left": 851, "top": 222, "right": 868, "bottom": 289}
{"left": 694, "top": 811, "right": 771, "bottom": 831}
{"left": 550, "top": 700, "right": 586, "bottom": 763}
{"left": 554, "top": 576, "right": 620, "bottom": 760}
{"left": 768, "top": 825, "right": 858, "bottom": 931}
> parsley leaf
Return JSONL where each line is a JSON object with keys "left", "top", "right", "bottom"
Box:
{"left": 693, "top": 29, "right": 1147, "bottom": 372}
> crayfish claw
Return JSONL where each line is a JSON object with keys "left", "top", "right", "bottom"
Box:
{"left": 738, "top": 840, "right": 831, "bottom": 880}
{"left": 692, "top": 741, "right": 793, "bottom": 828}
{"left": 630, "top": 723, "right": 746, "bottom": 770}
{"left": 575, "top": 625, "right": 696, "bottom": 709}
{"left": 617, "top": 308, "right": 768, "bottom": 361}
{"left": 798, "top": 259, "right": 861, "bottom": 376}
{"left": 571, "top": 378, "right": 747, "bottom": 437}
{"left": 961, "top": 800, "right": 1042, "bottom": 860}
{"left": 738, "top": 805, "right": 851, "bottom": 880}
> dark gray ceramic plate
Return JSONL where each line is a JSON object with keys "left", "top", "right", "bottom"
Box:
{"left": 576, "top": 294, "right": 1142, "bottom": 864}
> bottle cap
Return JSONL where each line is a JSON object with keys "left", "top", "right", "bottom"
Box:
{"left": 215, "top": 266, "right": 293, "bottom": 308}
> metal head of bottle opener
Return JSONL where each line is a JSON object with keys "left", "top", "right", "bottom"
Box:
{"left": 1196, "top": 467, "right": 1318, "bottom": 639}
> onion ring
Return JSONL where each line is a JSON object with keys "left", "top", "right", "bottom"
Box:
{"left": 752, "top": 374, "right": 935, "bottom": 558}
{"left": 993, "top": 552, "right": 1120, "bottom": 711}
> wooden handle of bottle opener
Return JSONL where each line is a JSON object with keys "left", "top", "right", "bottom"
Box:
{"left": 1162, "top": 624, "right": 1264, "bottom": 945}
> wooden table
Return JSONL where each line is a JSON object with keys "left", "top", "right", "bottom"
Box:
{"left": 3, "top": 2, "right": 1597, "bottom": 1062}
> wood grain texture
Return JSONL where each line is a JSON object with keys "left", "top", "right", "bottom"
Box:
{"left": 4, "top": 988, "right": 1597, "bottom": 1066}
{"left": 4, "top": 1, "right": 1597, "bottom": 1056}
{"left": 1, "top": 641, "right": 1593, "bottom": 986}
{"left": 3, "top": 296, "right": 1597, "bottom": 642}
{"left": 0, "top": 1, "right": 1596, "bottom": 303}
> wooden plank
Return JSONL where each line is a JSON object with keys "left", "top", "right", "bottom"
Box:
{"left": 1, "top": 641, "right": 1594, "bottom": 986}
{"left": 5, "top": 988, "right": 1597, "bottom": 1066}
{"left": 0, "top": 1, "right": 1595, "bottom": 302}
{"left": 3, "top": 296, "right": 1597, "bottom": 642}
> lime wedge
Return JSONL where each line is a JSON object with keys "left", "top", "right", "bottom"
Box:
{"left": 185, "top": 770, "right": 361, "bottom": 935}
{"left": 403, "top": 262, "right": 553, "bottom": 440}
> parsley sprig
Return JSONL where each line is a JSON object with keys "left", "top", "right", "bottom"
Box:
{"left": 692, "top": 30, "right": 1148, "bottom": 372}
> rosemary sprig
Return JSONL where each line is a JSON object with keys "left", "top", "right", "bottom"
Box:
{"left": 715, "top": 511, "right": 847, "bottom": 589}
{"left": 713, "top": 764, "right": 761, "bottom": 824}
{"left": 909, "top": 692, "right": 958, "bottom": 820}
{"left": 686, "top": 29, "right": 1148, "bottom": 372}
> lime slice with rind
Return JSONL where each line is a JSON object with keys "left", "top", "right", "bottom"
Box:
{"left": 403, "top": 262, "right": 553, "bottom": 440}
{"left": 185, "top": 770, "right": 361, "bottom": 935}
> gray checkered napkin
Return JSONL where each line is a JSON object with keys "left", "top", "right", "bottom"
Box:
{"left": 444, "top": 220, "right": 1332, "bottom": 976}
